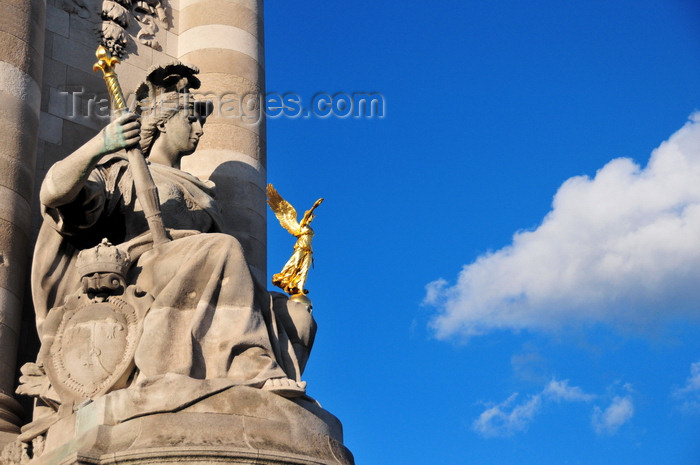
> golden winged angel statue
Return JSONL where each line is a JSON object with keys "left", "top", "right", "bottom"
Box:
{"left": 267, "top": 184, "right": 324, "bottom": 300}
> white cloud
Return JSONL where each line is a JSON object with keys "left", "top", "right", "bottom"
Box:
{"left": 473, "top": 378, "right": 594, "bottom": 437}
{"left": 426, "top": 114, "right": 700, "bottom": 339}
{"left": 472, "top": 393, "right": 542, "bottom": 437}
{"left": 591, "top": 395, "right": 634, "bottom": 435}
{"left": 672, "top": 360, "right": 700, "bottom": 412}
{"left": 544, "top": 379, "right": 596, "bottom": 402}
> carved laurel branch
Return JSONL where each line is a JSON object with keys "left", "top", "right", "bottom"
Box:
{"left": 100, "top": 0, "right": 169, "bottom": 58}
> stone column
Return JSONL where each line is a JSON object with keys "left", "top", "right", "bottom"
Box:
{"left": 178, "top": 0, "right": 267, "bottom": 284}
{"left": 0, "top": 0, "right": 45, "bottom": 447}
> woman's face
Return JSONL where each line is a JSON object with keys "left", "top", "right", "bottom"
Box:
{"left": 162, "top": 108, "right": 204, "bottom": 156}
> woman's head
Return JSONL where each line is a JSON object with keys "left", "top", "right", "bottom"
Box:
{"left": 156, "top": 106, "right": 203, "bottom": 157}
{"left": 139, "top": 98, "right": 211, "bottom": 167}
{"left": 134, "top": 63, "right": 212, "bottom": 161}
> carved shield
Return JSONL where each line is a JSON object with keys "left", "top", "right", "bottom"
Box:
{"left": 46, "top": 296, "right": 140, "bottom": 405}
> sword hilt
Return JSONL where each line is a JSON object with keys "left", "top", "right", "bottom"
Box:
{"left": 93, "top": 46, "right": 127, "bottom": 112}
{"left": 92, "top": 45, "right": 170, "bottom": 246}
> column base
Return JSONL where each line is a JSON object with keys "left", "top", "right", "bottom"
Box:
{"left": 0, "top": 393, "right": 23, "bottom": 448}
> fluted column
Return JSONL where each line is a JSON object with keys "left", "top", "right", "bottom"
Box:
{"left": 178, "top": 0, "right": 267, "bottom": 284}
{"left": 0, "top": 0, "right": 45, "bottom": 446}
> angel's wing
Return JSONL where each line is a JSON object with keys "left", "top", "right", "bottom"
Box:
{"left": 267, "top": 184, "right": 301, "bottom": 235}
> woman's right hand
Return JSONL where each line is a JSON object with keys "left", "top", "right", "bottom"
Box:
{"left": 100, "top": 112, "right": 141, "bottom": 155}
{"left": 41, "top": 112, "right": 141, "bottom": 208}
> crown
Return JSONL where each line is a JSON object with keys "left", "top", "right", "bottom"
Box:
{"left": 76, "top": 238, "right": 131, "bottom": 279}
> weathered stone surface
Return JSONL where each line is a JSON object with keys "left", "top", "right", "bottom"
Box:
{"left": 20, "top": 386, "right": 352, "bottom": 465}
{"left": 177, "top": 0, "right": 267, "bottom": 279}
{"left": 0, "top": 0, "right": 45, "bottom": 443}
{"left": 0, "top": 394, "right": 22, "bottom": 449}
{"left": 179, "top": 0, "right": 262, "bottom": 40}
{"left": 178, "top": 47, "right": 264, "bottom": 85}
{"left": 0, "top": 90, "right": 41, "bottom": 157}
{"left": 50, "top": 35, "right": 95, "bottom": 77}
{"left": 38, "top": 111, "right": 63, "bottom": 145}
{"left": 45, "top": 4, "right": 70, "bottom": 38}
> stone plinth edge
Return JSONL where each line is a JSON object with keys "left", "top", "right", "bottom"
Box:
{"left": 34, "top": 446, "right": 348, "bottom": 465}
{"left": 18, "top": 386, "right": 354, "bottom": 465}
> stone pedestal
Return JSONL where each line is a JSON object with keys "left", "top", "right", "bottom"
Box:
{"left": 9, "top": 386, "right": 353, "bottom": 465}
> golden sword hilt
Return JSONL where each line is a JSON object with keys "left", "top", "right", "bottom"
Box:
{"left": 93, "top": 46, "right": 127, "bottom": 112}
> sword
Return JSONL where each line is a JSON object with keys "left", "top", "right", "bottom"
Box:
{"left": 93, "top": 45, "right": 170, "bottom": 247}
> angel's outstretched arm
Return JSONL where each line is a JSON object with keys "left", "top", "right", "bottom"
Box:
{"left": 301, "top": 198, "right": 324, "bottom": 227}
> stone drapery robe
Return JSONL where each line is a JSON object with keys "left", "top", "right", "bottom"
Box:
{"left": 32, "top": 155, "right": 289, "bottom": 390}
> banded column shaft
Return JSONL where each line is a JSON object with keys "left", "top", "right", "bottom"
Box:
{"left": 0, "top": 0, "right": 45, "bottom": 445}
{"left": 178, "top": 0, "right": 267, "bottom": 284}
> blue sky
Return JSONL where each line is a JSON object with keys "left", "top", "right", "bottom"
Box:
{"left": 263, "top": 1, "right": 700, "bottom": 464}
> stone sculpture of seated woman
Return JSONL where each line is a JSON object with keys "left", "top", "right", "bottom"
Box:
{"left": 19, "top": 63, "right": 315, "bottom": 430}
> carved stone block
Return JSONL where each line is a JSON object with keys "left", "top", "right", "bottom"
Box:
{"left": 18, "top": 387, "right": 354, "bottom": 465}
